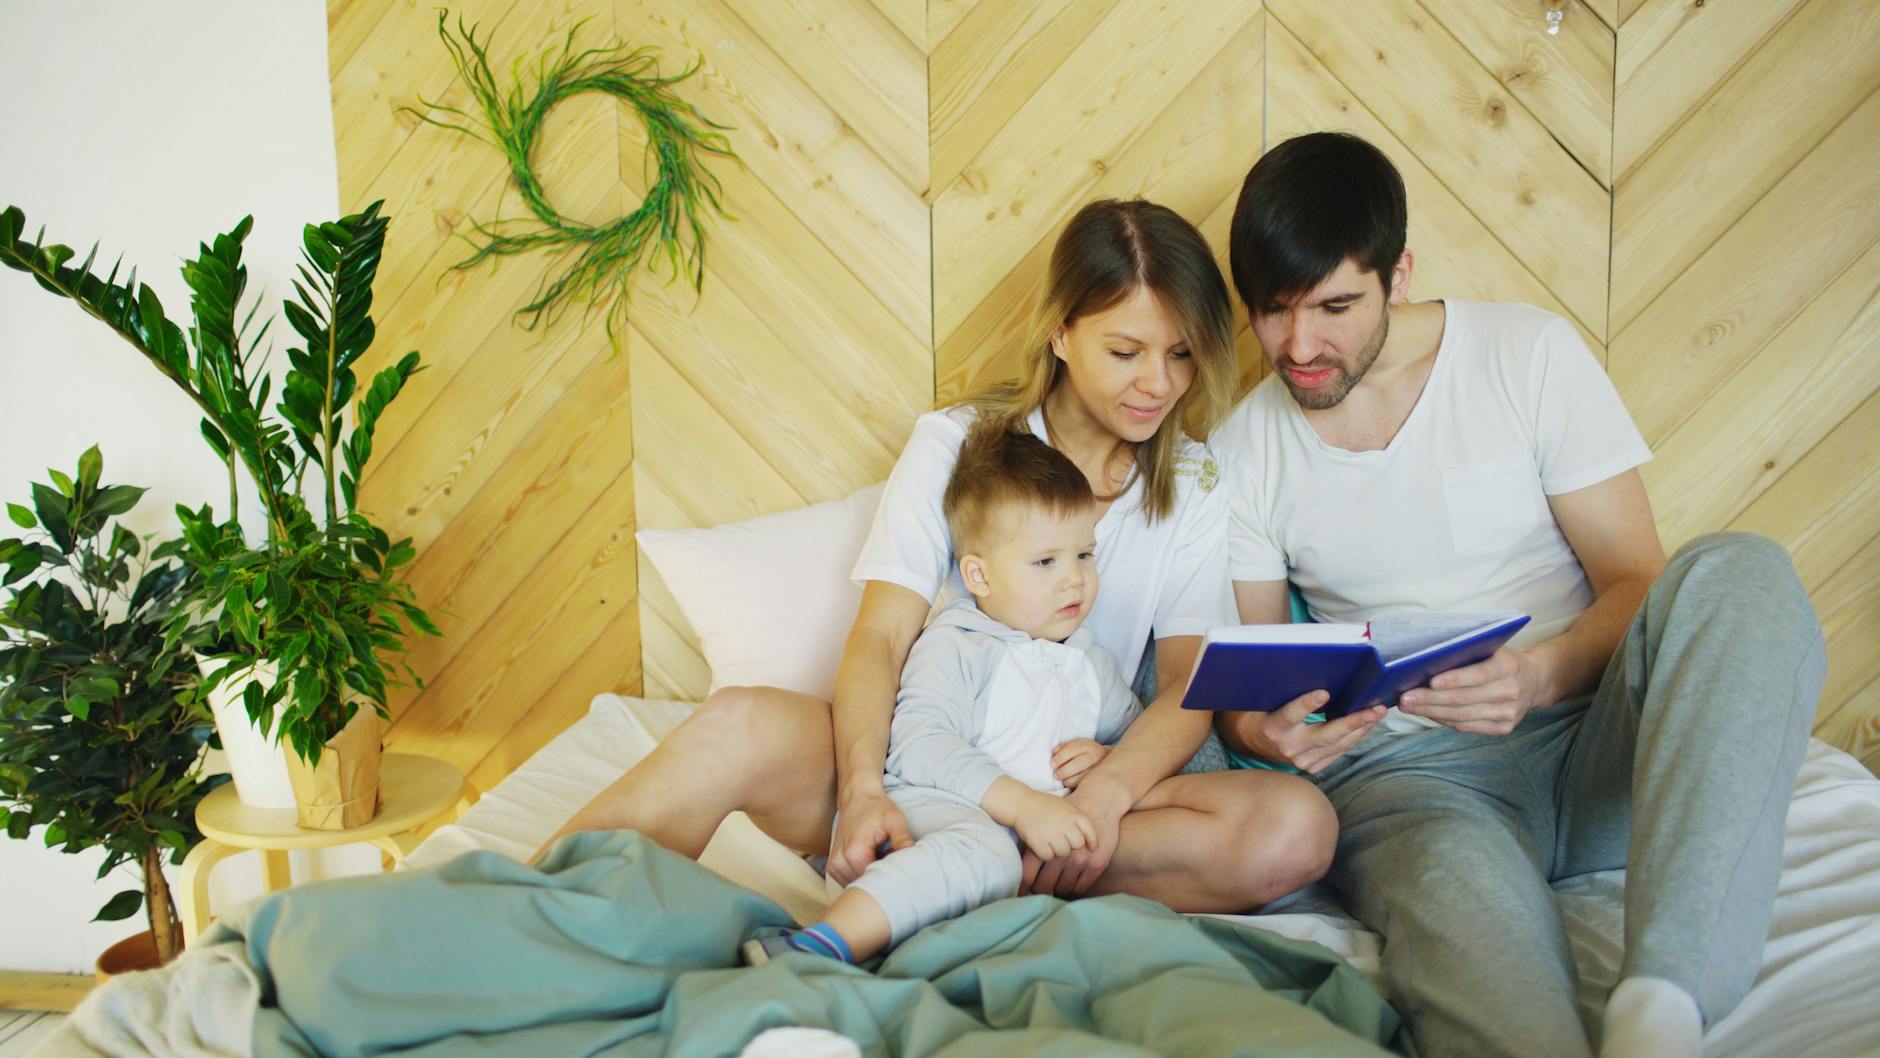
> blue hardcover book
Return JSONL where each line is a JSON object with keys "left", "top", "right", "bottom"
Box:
{"left": 1180, "top": 611, "right": 1531, "bottom": 719}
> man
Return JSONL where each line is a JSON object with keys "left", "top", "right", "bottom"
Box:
{"left": 1213, "top": 132, "right": 1827, "bottom": 1058}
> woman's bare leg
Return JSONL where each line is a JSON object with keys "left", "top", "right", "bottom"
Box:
{"left": 533, "top": 686, "right": 839, "bottom": 863}
{"left": 1029, "top": 770, "right": 1337, "bottom": 912}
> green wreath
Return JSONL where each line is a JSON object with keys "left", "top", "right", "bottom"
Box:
{"left": 413, "top": 12, "right": 736, "bottom": 335}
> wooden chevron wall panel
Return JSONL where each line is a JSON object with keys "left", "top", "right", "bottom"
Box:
{"left": 610, "top": 0, "right": 933, "bottom": 700}
{"left": 329, "top": 0, "right": 648, "bottom": 798}
{"left": 931, "top": 0, "right": 1265, "bottom": 404}
{"left": 1610, "top": 0, "right": 1880, "bottom": 772}
{"left": 331, "top": 0, "right": 1877, "bottom": 789}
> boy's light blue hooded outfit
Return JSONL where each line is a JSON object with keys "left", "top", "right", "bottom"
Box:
{"left": 848, "top": 596, "right": 1142, "bottom": 945}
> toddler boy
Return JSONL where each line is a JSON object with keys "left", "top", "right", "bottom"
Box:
{"left": 743, "top": 425, "right": 1142, "bottom": 965}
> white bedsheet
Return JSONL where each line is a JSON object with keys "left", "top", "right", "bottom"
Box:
{"left": 408, "top": 694, "right": 1880, "bottom": 1058}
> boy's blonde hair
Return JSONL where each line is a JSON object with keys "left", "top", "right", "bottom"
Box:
{"left": 944, "top": 423, "right": 1095, "bottom": 557}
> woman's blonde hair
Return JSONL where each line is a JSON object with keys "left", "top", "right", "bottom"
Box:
{"left": 961, "top": 198, "right": 1238, "bottom": 523}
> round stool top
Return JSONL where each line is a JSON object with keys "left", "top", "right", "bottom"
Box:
{"left": 195, "top": 753, "right": 466, "bottom": 849}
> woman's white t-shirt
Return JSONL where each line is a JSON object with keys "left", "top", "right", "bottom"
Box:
{"left": 851, "top": 404, "right": 1236, "bottom": 688}
{"left": 1215, "top": 301, "right": 1651, "bottom": 732}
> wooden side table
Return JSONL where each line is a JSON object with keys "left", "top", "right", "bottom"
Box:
{"left": 178, "top": 753, "right": 474, "bottom": 944}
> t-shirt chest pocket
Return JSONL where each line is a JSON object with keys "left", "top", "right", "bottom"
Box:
{"left": 1440, "top": 454, "right": 1545, "bottom": 554}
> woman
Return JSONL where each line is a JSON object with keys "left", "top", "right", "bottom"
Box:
{"left": 544, "top": 199, "right": 1335, "bottom": 911}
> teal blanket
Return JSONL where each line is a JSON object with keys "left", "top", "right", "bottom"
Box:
{"left": 205, "top": 831, "right": 1410, "bottom": 1057}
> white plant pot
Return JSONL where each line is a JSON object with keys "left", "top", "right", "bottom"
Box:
{"left": 199, "top": 657, "right": 295, "bottom": 810}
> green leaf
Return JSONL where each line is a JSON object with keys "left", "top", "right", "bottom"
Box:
{"left": 158, "top": 829, "right": 188, "bottom": 852}
{"left": 47, "top": 468, "right": 73, "bottom": 496}
{"left": 5, "top": 503, "right": 33, "bottom": 529}
{"left": 93, "top": 889, "right": 143, "bottom": 923}
{"left": 67, "top": 695, "right": 92, "bottom": 721}
{"left": 44, "top": 822, "right": 66, "bottom": 847}
{"left": 90, "top": 485, "right": 146, "bottom": 520}
{"left": 77, "top": 445, "right": 103, "bottom": 489}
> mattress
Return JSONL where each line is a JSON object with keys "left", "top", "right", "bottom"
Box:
{"left": 408, "top": 694, "right": 1880, "bottom": 1057}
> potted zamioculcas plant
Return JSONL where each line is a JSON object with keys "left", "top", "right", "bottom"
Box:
{"left": 0, "top": 448, "right": 215, "bottom": 971}
{"left": 0, "top": 202, "right": 439, "bottom": 831}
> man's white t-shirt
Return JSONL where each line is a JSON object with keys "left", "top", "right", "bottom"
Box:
{"left": 852, "top": 404, "right": 1237, "bottom": 688}
{"left": 1214, "top": 301, "right": 1652, "bottom": 733}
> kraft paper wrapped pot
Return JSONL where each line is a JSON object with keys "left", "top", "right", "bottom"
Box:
{"left": 284, "top": 703, "right": 383, "bottom": 830}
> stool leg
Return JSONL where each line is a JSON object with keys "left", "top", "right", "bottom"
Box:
{"left": 261, "top": 849, "right": 292, "bottom": 892}
{"left": 178, "top": 841, "right": 242, "bottom": 946}
{"left": 369, "top": 833, "right": 418, "bottom": 868}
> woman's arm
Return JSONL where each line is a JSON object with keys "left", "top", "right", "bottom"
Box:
{"left": 1073, "top": 634, "right": 1210, "bottom": 812}
{"left": 824, "top": 580, "right": 931, "bottom": 885}
{"left": 1030, "top": 633, "right": 1211, "bottom": 895}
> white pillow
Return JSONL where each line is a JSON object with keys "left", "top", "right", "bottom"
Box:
{"left": 636, "top": 483, "right": 885, "bottom": 701}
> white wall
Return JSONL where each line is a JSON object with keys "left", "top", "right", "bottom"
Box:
{"left": 0, "top": 1, "right": 379, "bottom": 974}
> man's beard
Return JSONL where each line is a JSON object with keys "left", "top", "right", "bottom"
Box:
{"left": 1280, "top": 311, "right": 1389, "bottom": 411}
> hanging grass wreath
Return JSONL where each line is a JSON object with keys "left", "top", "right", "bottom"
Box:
{"left": 410, "top": 12, "right": 737, "bottom": 336}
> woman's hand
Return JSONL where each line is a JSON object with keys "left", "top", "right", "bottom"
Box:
{"left": 826, "top": 785, "right": 914, "bottom": 886}
{"left": 1228, "top": 691, "right": 1385, "bottom": 775}
{"left": 1012, "top": 791, "right": 1099, "bottom": 861}
{"left": 1023, "top": 775, "right": 1131, "bottom": 896}
{"left": 1050, "top": 738, "right": 1110, "bottom": 790}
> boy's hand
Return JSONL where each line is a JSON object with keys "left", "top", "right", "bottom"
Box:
{"left": 1013, "top": 792, "right": 1098, "bottom": 861}
{"left": 1050, "top": 738, "right": 1110, "bottom": 789}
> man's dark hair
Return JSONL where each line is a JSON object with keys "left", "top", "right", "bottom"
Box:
{"left": 1228, "top": 132, "right": 1408, "bottom": 313}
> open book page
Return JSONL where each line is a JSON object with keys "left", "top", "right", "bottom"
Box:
{"left": 1206, "top": 623, "right": 1368, "bottom": 646}
{"left": 1368, "top": 612, "right": 1527, "bottom": 665}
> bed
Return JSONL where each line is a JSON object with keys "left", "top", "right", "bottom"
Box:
{"left": 405, "top": 692, "right": 1880, "bottom": 1058}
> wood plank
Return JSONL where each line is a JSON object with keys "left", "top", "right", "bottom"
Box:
{"left": 1584, "top": 0, "right": 1618, "bottom": 32}
{"left": 328, "top": 0, "right": 537, "bottom": 208}
{"left": 927, "top": 0, "right": 982, "bottom": 52}
{"left": 615, "top": 0, "right": 931, "bottom": 337}
{"left": 726, "top": 0, "right": 928, "bottom": 194}
{"left": 616, "top": 108, "right": 930, "bottom": 455}
{"left": 1610, "top": 0, "right": 1880, "bottom": 333}
{"left": 384, "top": 464, "right": 637, "bottom": 767}
{"left": 465, "top": 594, "right": 644, "bottom": 797}
{"left": 0, "top": 973, "right": 90, "bottom": 1014}
{"left": 1815, "top": 673, "right": 1880, "bottom": 779}
{"left": 1422, "top": 0, "right": 1615, "bottom": 185}
{"left": 1614, "top": 0, "right": 1806, "bottom": 182}
{"left": 1264, "top": 19, "right": 1608, "bottom": 360}
{"left": 931, "top": 0, "right": 1257, "bottom": 347}
{"left": 1813, "top": 532, "right": 1880, "bottom": 727}
{"left": 627, "top": 323, "right": 822, "bottom": 525}
{"left": 1618, "top": 0, "right": 1650, "bottom": 26}
{"left": 358, "top": 184, "right": 621, "bottom": 534}
{"left": 862, "top": 0, "right": 926, "bottom": 55}
{"left": 361, "top": 295, "right": 607, "bottom": 554}
{"left": 389, "top": 339, "right": 631, "bottom": 717}
{"left": 356, "top": 106, "right": 621, "bottom": 471}
{"left": 936, "top": 14, "right": 1264, "bottom": 400}
{"left": 1644, "top": 235, "right": 1880, "bottom": 553}
{"left": 1731, "top": 389, "right": 1880, "bottom": 593}
{"left": 628, "top": 258, "right": 903, "bottom": 507}
{"left": 1610, "top": 88, "right": 1880, "bottom": 445}
{"left": 1268, "top": 0, "right": 1611, "bottom": 338}
{"left": 327, "top": 0, "right": 400, "bottom": 77}
{"left": 929, "top": 0, "right": 1119, "bottom": 204}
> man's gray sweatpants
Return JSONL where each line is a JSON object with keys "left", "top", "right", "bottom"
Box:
{"left": 847, "top": 786, "right": 1023, "bottom": 947}
{"left": 1313, "top": 532, "right": 1827, "bottom": 1058}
